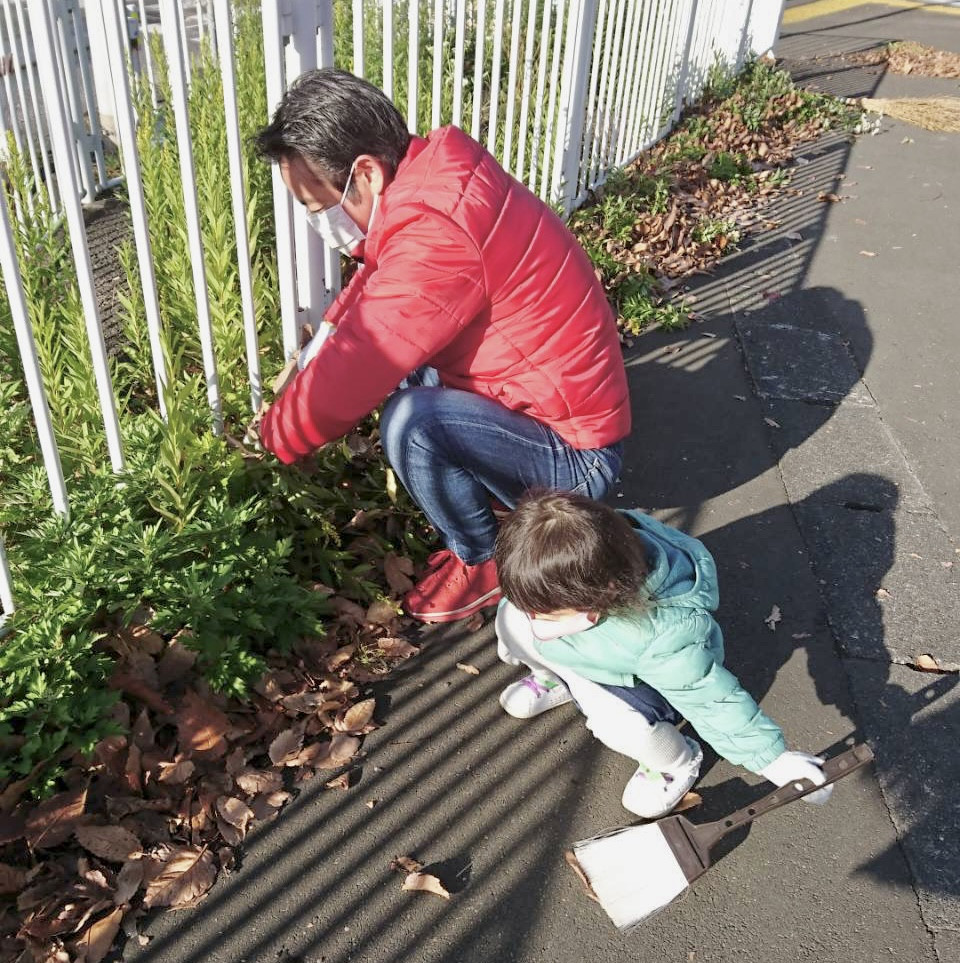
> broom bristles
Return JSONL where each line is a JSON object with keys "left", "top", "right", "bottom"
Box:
{"left": 860, "top": 96, "right": 960, "bottom": 132}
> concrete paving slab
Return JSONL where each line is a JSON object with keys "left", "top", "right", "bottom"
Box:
{"left": 793, "top": 501, "right": 960, "bottom": 668}
{"left": 845, "top": 659, "right": 960, "bottom": 935}
{"left": 763, "top": 396, "right": 931, "bottom": 512}
{"left": 738, "top": 319, "right": 874, "bottom": 404}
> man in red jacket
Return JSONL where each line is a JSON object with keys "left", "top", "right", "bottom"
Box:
{"left": 256, "top": 68, "right": 630, "bottom": 624}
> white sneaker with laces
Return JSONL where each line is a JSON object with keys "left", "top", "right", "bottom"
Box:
{"left": 621, "top": 736, "right": 703, "bottom": 819}
{"left": 499, "top": 674, "right": 573, "bottom": 718}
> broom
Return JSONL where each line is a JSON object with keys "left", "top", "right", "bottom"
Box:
{"left": 857, "top": 96, "right": 960, "bottom": 132}
{"left": 567, "top": 743, "right": 874, "bottom": 931}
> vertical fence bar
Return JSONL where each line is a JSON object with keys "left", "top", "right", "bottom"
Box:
{"left": 501, "top": 0, "right": 523, "bottom": 173}
{"left": 316, "top": 0, "right": 341, "bottom": 303}
{"left": 176, "top": 0, "right": 190, "bottom": 83}
{"left": 525, "top": 0, "right": 551, "bottom": 191}
{"left": 469, "top": 0, "right": 486, "bottom": 140}
{"left": 515, "top": 0, "right": 539, "bottom": 181}
{"left": 135, "top": 0, "right": 158, "bottom": 104}
{"left": 0, "top": 180, "right": 69, "bottom": 514}
{"left": 609, "top": 0, "right": 640, "bottom": 166}
{"left": 159, "top": 0, "right": 223, "bottom": 433}
{"left": 30, "top": 0, "right": 124, "bottom": 470}
{"left": 406, "top": 0, "right": 419, "bottom": 132}
{"left": 66, "top": 1, "right": 108, "bottom": 189}
{"left": 99, "top": 0, "right": 168, "bottom": 417}
{"left": 622, "top": 0, "right": 655, "bottom": 160}
{"left": 1, "top": 4, "right": 41, "bottom": 206}
{"left": 574, "top": 0, "right": 607, "bottom": 199}
{"left": 671, "top": 0, "right": 698, "bottom": 123}
{"left": 0, "top": 535, "right": 14, "bottom": 619}
{"left": 352, "top": 0, "right": 363, "bottom": 76}
{"left": 486, "top": 0, "right": 506, "bottom": 153}
{"left": 51, "top": 1, "right": 96, "bottom": 202}
{"left": 595, "top": 0, "right": 625, "bottom": 177}
{"left": 15, "top": 0, "right": 57, "bottom": 209}
{"left": 261, "top": 0, "right": 300, "bottom": 360}
{"left": 0, "top": 13, "right": 23, "bottom": 154}
{"left": 214, "top": 0, "right": 261, "bottom": 413}
{"left": 551, "top": 0, "right": 595, "bottom": 213}
{"left": 430, "top": 0, "right": 442, "bottom": 128}
{"left": 586, "top": 0, "right": 617, "bottom": 187}
{"left": 451, "top": 0, "right": 466, "bottom": 127}
{"left": 648, "top": 0, "right": 685, "bottom": 143}
{"left": 538, "top": 0, "right": 565, "bottom": 199}
{"left": 382, "top": 0, "right": 393, "bottom": 98}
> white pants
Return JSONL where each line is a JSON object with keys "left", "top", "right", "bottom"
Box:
{"left": 495, "top": 602, "right": 692, "bottom": 771}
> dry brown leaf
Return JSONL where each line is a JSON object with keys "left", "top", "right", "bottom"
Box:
{"left": 0, "top": 861, "right": 26, "bottom": 894}
{"left": 456, "top": 663, "right": 481, "bottom": 675}
{"left": 72, "top": 906, "right": 124, "bottom": 963}
{"left": 142, "top": 847, "right": 216, "bottom": 909}
{"left": 234, "top": 768, "right": 283, "bottom": 795}
{"left": 108, "top": 669, "right": 174, "bottom": 716}
{"left": 157, "top": 758, "right": 196, "bottom": 785}
{"left": 376, "top": 637, "right": 419, "bottom": 659}
{"left": 764, "top": 605, "right": 782, "bottom": 631}
{"left": 402, "top": 871, "right": 451, "bottom": 900}
{"left": 335, "top": 698, "right": 376, "bottom": 733}
{"left": 914, "top": 653, "right": 941, "bottom": 672}
{"left": 792, "top": 632, "right": 812, "bottom": 640}
{"left": 383, "top": 554, "right": 415, "bottom": 593}
{"left": 817, "top": 191, "right": 843, "bottom": 203}
{"left": 365, "top": 600, "right": 398, "bottom": 626}
{"left": 763, "top": 417, "right": 781, "bottom": 429}
{"left": 463, "top": 613, "right": 486, "bottom": 632}
{"left": 326, "top": 734, "right": 361, "bottom": 767}
{"left": 365, "top": 800, "right": 377, "bottom": 809}
{"left": 215, "top": 797, "right": 254, "bottom": 836}
{"left": 74, "top": 825, "right": 142, "bottom": 864}
{"left": 156, "top": 640, "right": 197, "bottom": 687}
{"left": 859, "top": 250, "right": 877, "bottom": 257}
{"left": 324, "top": 773, "right": 351, "bottom": 791}
{"left": 177, "top": 690, "right": 230, "bottom": 760}
{"left": 25, "top": 786, "right": 88, "bottom": 850}
{"left": 391, "top": 855, "right": 423, "bottom": 874}
{"left": 279, "top": 691, "right": 329, "bottom": 714}
{"left": 875, "top": 587, "right": 892, "bottom": 601}
{"left": 271, "top": 357, "right": 299, "bottom": 395}
{"left": 269, "top": 727, "right": 305, "bottom": 766}
{"left": 114, "top": 859, "right": 145, "bottom": 905}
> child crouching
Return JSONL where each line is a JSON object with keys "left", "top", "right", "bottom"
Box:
{"left": 493, "top": 490, "right": 831, "bottom": 819}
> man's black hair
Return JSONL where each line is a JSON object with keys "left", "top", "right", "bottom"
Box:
{"left": 255, "top": 68, "right": 411, "bottom": 193}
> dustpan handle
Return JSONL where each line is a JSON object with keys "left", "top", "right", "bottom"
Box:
{"left": 694, "top": 743, "right": 874, "bottom": 852}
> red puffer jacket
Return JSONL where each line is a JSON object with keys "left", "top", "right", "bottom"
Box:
{"left": 260, "top": 126, "right": 631, "bottom": 464}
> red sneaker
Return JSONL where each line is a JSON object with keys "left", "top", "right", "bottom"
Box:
{"left": 403, "top": 550, "right": 502, "bottom": 623}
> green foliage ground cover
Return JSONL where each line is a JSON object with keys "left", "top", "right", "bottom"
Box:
{"left": 0, "top": 3, "right": 426, "bottom": 799}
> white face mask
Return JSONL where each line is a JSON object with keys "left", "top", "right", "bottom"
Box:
{"left": 305, "top": 160, "right": 379, "bottom": 256}
{"left": 528, "top": 611, "right": 597, "bottom": 641}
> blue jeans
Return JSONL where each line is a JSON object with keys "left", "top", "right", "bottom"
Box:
{"left": 597, "top": 681, "right": 681, "bottom": 726}
{"left": 380, "top": 371, "right": 624, "bottom": 564}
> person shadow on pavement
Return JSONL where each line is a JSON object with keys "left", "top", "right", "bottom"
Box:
{"left": 621, "top": 282, "right": 960, "bottom": 906}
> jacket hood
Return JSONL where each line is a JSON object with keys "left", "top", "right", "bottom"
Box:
{"left": 622, "top": 510, "right": 719, "bottom": 613}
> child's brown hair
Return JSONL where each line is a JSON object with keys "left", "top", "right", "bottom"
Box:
{"left": 494, "top": 490, "right": 650, "bottom": 617}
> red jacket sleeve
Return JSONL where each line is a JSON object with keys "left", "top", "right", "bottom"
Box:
{"left": 260, "top": 210, "right": 487, "bottom": 464}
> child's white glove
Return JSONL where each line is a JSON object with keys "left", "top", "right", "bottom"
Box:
{"left": 759, "top": 750, "right": 834, "bottom": 805}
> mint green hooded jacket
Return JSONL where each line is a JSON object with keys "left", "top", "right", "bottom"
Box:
{"left": 532, "top": 510, "right": 786, "bottom": 773}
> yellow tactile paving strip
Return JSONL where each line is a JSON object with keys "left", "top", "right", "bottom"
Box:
{"left": 783, "top": 0, "right": 960, "bottom": 24}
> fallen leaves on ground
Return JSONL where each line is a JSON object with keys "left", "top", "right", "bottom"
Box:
{"left": 845, "top": 41, "right": 960, "bottom": 79}
{"left": 0, "top": 579, "right": 422, "bottom": 961}
{"left": 456, "top": 663, "right": 481, "bottom": 676}
{"left": 764, "top": 605, "right": 782, "bottom": 631}
{"left": 391, "top": 855, "right": 452, "bottom": 901}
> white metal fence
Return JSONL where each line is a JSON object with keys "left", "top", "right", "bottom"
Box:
{"left": 0, "top": 0, "right": 784, "bottom": 618}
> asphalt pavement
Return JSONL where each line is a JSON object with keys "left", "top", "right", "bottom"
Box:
{"left": 127, "top": 4, "right": 960, "bottom": 961}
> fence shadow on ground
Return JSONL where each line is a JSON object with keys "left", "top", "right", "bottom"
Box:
{"left": 117, "top": 42, "right": 956, "bottom": 963}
